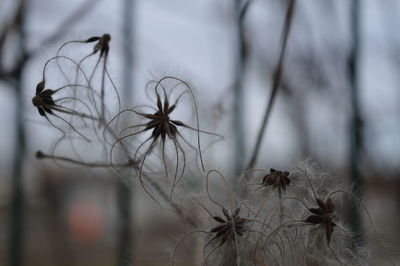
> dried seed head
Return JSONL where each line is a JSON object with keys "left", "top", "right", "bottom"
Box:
{"left": 209, "top": 207, "right": 248, "bottom": 246}
{"left": 35, "top": 150, "right": 45, "bottom": 159}
{"left": 261, "top": 168, "right": 291, "bottom": 195}
{"left": 93, "top": 33, "right": 111, "bottom": 56}
{"left": 32, "top": 81, "right": 57, "bottom": 116}
{"left": 304, "top": 197, "right": 336, "bottom": 244}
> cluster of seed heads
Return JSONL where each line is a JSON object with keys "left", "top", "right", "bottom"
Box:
{"left": 33, "top": 34, "right": 393, "bottom": 266}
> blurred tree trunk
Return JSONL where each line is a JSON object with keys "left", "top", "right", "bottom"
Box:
{"left": 0, "top": 1, "right": 101, "bottom": 265}
{"left": 117, "top": 0, "right": 135, "bottom": 265}
{"left": 232, "top": 0, "right": 248, "bottom": 180}
{"left": 348, "top": 0, "right": 363, "bottom": 244}
{"left": 8, "top": 1, "right": 27, "bottom": 266}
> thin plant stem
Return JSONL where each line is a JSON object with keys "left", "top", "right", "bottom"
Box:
{"left": 246, "top": 0, "right": 296, "bottom": 171}
{"left": 36, "top": 151, "right": 134, "bottom": 168}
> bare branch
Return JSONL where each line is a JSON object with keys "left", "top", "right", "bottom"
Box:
{"left": 246, "top": 0, "right": 296, "bottom": 171}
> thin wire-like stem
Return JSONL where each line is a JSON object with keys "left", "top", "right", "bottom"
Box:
{"left": 171, "top": 230, "right": 208, "bottom": 266}
{"left": 246, "top": 0, "right": 296, "bottom": 171}
{"left": 36, "top": 151, "right": 135, "bottom": 168}
{"left": 48, "top": 112, "right": 90, "bottom": 141}
{"left": 173, "top": 137, "right": 186, "bottom": 185}
{"left": 161, "top": 139, "right": 169, "bottom": 178}
{"left": 205, "top": 170, "right": 235, "bottom": 212}
{"left": 169, "top": 138, "right": 180, "bottom": 199}
{"left": 110, "top": 129, "right": 147, "bottom": 170}
{"left": 138, "top": 139, "right": 162, "bottom": 204}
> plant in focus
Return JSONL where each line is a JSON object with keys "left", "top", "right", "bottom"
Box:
{"left": 33, "top": 34, "right": 395, "bottom": 266}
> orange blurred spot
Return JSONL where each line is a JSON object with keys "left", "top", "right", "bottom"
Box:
{"left": 67, "top": 200, "right": 104, "bottom": 244}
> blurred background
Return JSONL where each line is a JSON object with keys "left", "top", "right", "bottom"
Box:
{"left": 0, "top": 0, "right": 399, "bottom": 265}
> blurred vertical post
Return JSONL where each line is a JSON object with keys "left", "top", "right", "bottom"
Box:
{"left": 9, "top": 1, "right": 27, "bottom": 266}
{"left": 233, "top": 0, "right": 248, "bottom": 179}
{"left": 117, "top": 0, "right": 135, "bottom": 265}
{"left": 349, "top": 0, "right": 363, "bottom": 243}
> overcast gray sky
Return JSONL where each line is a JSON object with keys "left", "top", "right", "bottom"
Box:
{"left": 0, "top": 0, "right": 399, "bottom": 176}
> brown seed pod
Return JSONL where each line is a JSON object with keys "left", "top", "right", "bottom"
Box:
{"left": 303, "top": 197, "right": 336, "bottom": 245}
{"left": 56, "top": 33, "right": 120, "bottom": 121}
{"left": 209, "top": 207, "right": 248, "bottom": 245}
{"left": 32, "top": 78, "right": 98, "bottom": 141}
{"left": 261, "top": 168, "right": 291, "bottom": 196}
{"left": 86, "top": 33, "right": 111, "bottom": 57}
{"left": 108, "top": 77, "right": 223, "bottom": 202}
